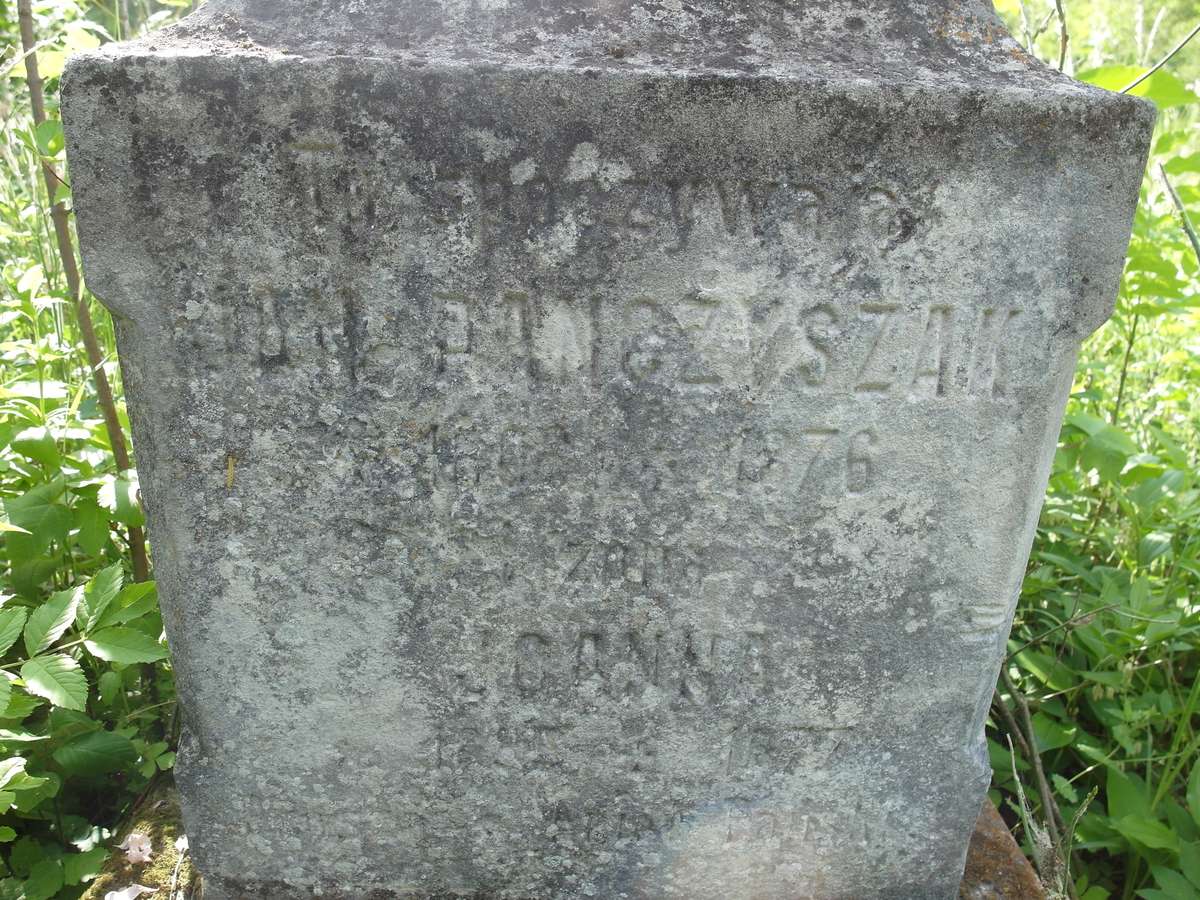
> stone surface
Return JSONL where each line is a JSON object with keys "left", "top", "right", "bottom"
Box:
{"left": 61, "top": 1, "right": 1153, "bottom": 897}
{"left": 958, "top": 798, "right": 1046, "bottom": 900}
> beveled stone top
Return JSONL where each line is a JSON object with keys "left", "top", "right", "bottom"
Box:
{"left": 115, "top": 0, "right": 1093, "bottom": 94}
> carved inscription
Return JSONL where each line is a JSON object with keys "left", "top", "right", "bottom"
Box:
{"left": 456, "top": 292, "right": 1027, "bottom": 397}
{"left": 504, "top": 625, "right": 773, "bottom": 706}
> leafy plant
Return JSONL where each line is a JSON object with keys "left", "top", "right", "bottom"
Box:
{"left": 990, "top": 4, "right": 1200, "bottom": 897}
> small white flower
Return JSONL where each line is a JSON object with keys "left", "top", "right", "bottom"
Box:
{"left": 105, "top": 886, "right": 157, "bottom": 900}
{"left": 117, "top": 832, "right": 153, "bottom": 864}
{"left": 174, "top": 835, "right": 188, "bottom": 852}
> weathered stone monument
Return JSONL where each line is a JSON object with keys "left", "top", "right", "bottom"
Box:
{"left": 62, "top": 1, "right": 1153, "bottom": 896}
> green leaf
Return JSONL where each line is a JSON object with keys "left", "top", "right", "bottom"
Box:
{"left": 0, "top": 683, "right": 12, "bottom": 724}
{"left": 72, "top": 499, "right": 109, "bottom": 556}
{"left": 1077, "top": 65, "right": 1200, "bottom": 108}
{"left": 22, "top": 859, "right": 62, "bottom": 900}
{"left": 1033, "top": 712, "right": 1077, "bottom": 751}
{"left": 0, "top": 828, "right": 13, "bottom": 842}
{"left": 10, "top": 427, "right": 58, "bottom": 468}
{"left": 97, "top": 670, "right": 122, "bottom": 707}
{"left": 3, "top": 479, "right": 70, "bottom": 560}
{"left": 97, "top": 581, "right": 156, "bottom": 628}
{"left": 1181, "top": 841, "right": 1200, "bottom": 889}
{"left": 1108, "top": 766, "right": 1152, "bottom": 821}
{"left": 0, "top": 758, "right": 27, "bottom": 791}
{"left": 75, "top": 564, "right": 123, "bottom": 635}
{"left": 62, "top": 847, "right": 106, "bottom": 886}
{"left": 20, "top": 656, "right": 87, "bottom": 712}
{"left": 1016, "top": 649, "right": 1077, "bottom": 692}
{"left": 32, "top": 121, "right": 63, "bottom": 158}
{"left": 52, "top": 730, "right": 137, "bottom": 777}
{"left": 0, "top": 608, "right": 28, "bottom": 656}
{"left": 1114, "top": 815, "right": 1178, "bottom": 851}
{"left": 23, "top": 588, "right": 80, "bottom": 656}
{"left": 1150, "top": 866, "right": 1199, "bottom": 898}
{"left": 1053, "top": 773, "right": 1079, "bottom": 804}
{"left": 1189, "top": 762, "right": 1200, "bottom": 825}
{"left": 84, "top": 627, "right": 167, "bottom": 664}
{"left": 97, "top": 473, "right": 144, "bottom": 527}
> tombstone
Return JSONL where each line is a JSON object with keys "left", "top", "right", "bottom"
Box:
{"left": 62, "top": 1, "right": 1152, "bottom": 897}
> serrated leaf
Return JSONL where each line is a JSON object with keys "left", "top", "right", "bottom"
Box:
{"left": 98, "top": 582, "right": 158, "bottom": 628}
{"left": 84, "top": 627, "right": 167, "bottom": 664}
{"left": 3, "top": 479, "right": 70, "bottom": 560}
{"left": 0, "top": 608, "right": 27, "bottom": 656}
{"left": 20, "top": 656, "right": 87, "bottom": 712}
{"left": 75, "top": 565, "right": 123, "bottom": 635}
{"left": 52, "top": 730, "right": 136, "bottom": 777}
{"left": 23, "top": 588, "right": 80, "bottom": 656}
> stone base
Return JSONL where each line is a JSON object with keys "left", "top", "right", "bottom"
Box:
{"left": 958, "top": 797, "right": 1046, "bottom": 899}
{"left": 83, "top": 781, "right": 1042, "bottom": 899}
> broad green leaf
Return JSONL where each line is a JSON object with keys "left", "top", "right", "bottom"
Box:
{"left": 3, "top": 479, "right": 70, "bottom": 560}
{"left": 0, "top": 608, "right": 27, "bottom": 656}
{"left": 97, "top": 581, "right": 156, "bottom": 628}
{"left": 97, "top": 670, "right": 122, "bottom": 707}
{"left": 1181, "top": 841, "right": 1200, "bottom": 889}
{"left": 1150, "top": 866, "right": 1199, "bottom": 897}
{"left": 0, "top": 683, "right": 12, "bottom": 723}
{"left": 10, "top": 427, "right": 58, "bottom": 468}
{"left": 1077, "top": 65, "right": 1200, "bottom": 108}
{"left": 1033, "top": 712, "right": 1077, "bottom": 752}
{"left": 97, "top": 473, "right": 144, "bottom": 527}
{"left": 23, "top": 588, "right": 80, "bottom": 656}
{"left": 32, "top": 121, "right": 63, "bottom": 158}
{"left": 75, "top": 565, "right": 123, "bottom": 635}
{"left": 52, "top": 730, "right": 137, "bottom": 777}
{"left": 84, "top": 627, "right": 167, "bottom": 664}
{"left": 62, "top": 848, "right": 106, "bottom": 886}
{"left": 22, "top": 858, "right": 62, "bottom": 900}
{"left": 0, "top": 730, "right": 46, "bottom": 744}
{"left": 20, "top": 656, "right": 87, "bottom": 712}
{"left": 0, "top": 758, "right": 26, "bottom": 791}
{"left": 1016, "top": 649, "right": 1077, "bottom": 692}
{"left": 14, "top": 264, "right": 43, "bottom": 296}
{"left": 0, "top": 689, "right": 41, "bottom": 721}
{"left": 1107, "top": 766, "right": 1152, "bottom": 821}
{"left": 1114, "top": 815, "right": 1177, "bottom": 851}
{"left": 0, "top": 828, "right": 13, "bottom": 842}
{"left": 72, "top": 499, "right": 109, "bottom": 556}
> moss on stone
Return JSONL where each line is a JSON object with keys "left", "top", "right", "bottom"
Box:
{"left": 81, "top": 776, "right": 197, "bottom": 900}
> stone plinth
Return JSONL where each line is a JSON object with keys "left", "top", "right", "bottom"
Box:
{"left": 62, "top": 1, "right": 1152, "bottom": 897}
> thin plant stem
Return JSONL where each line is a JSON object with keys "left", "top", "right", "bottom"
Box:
{"left": 1122, "top": 20, "right": 1200, "bottom": 93}
{"left": 17, "top": 0, "right": 149, "bottom": 582}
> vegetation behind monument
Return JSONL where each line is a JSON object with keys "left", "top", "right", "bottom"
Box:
{"left": 0, "top": 1, "right": 1194, "bottom": 897}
